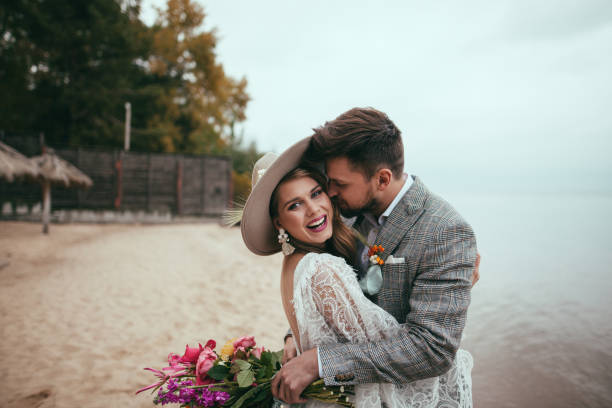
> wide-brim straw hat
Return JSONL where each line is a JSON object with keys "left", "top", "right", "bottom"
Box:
{"left": 241, "top": 136, "right": 311, "bottom": 255}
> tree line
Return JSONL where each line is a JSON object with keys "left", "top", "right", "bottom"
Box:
{"left": 0, "top": 0, "right": 260, "bottom": 201}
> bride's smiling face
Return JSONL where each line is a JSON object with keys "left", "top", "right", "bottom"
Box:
{"left": 273, "top": 176, "right": 333, "bottom": 246}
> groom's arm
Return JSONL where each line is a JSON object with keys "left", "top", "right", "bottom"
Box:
{"left": 318, "top": 219, "right": 476, "bottom": 385}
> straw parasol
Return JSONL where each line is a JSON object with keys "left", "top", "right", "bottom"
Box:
{"left": 31, "top": 149, "right": 93, "bottom": 234}
{"left": 0, "top": 140, "right": 39, "bottom": 182}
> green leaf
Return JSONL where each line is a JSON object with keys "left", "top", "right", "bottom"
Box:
{"left": 255, "top": 367, "right": 267, "bottom": 381}
{"left": 259, "top": 351, "right": 272, "bottom": 366}
{"left": 271, "top": 350, "right": 283, "bottom": 370}
{"left": 237, "top": 369, "right": 255, "bottom": 388}
{"left": 207, "top": 364, "right": 230, "bottom": 380}
{"left": 234, "top": 359, "right": 252, "bottom": 371}
{"left": 259, "top": 350, "right": 282, "bottom": 379}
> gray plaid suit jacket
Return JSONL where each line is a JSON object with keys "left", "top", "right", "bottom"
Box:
{"left": 318, "top": 176, "right": 477, "bottom": 385}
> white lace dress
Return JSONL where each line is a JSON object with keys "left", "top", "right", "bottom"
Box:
{"left": 292, "top": 252, "right": 473, "bottom": 408}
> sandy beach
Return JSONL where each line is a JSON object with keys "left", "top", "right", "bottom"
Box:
{"left": 0, "top": 221, "right": 287, "bottom": 408}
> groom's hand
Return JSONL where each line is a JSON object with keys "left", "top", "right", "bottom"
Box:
{"left": 282, "top": 335, "right": 297, "bottom": 364}
{"left": 271, "top": 347, "right": 319, "bottom": 404}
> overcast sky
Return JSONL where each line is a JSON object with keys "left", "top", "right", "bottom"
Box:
{"left": 141, "top": 0, "right": 612, "bottom": 193}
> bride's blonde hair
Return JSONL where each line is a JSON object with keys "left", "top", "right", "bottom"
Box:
{"left": 269, "top": 167, "right": 357, "bottom": 265}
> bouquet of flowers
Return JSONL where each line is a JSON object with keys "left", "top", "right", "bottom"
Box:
{"left": 137, "top": 336, "right": 354, "bottom": 407}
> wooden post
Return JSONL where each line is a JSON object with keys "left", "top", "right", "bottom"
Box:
{"left": 42, "top": 180, "right": 51, "bottom": 234}
{"left": 37, "top": 133, "right": 46, "bottom": 224}
{"left": 124, "top": 102, "right": 131, "bottom": 151}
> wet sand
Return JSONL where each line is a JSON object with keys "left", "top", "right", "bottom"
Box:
{"left": 0, "top": 222, "right": 286, "bottom": 407}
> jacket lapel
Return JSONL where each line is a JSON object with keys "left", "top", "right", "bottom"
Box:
{"left": 373, "top": 176, "right": 428, "bottom": 256}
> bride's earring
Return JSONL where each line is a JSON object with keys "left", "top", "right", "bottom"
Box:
{"left": 278, "top": 228, "right": 295, "bottom": 256}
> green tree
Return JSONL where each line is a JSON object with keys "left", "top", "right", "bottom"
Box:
{"left": 0, "top": 0, "right": 259, "bottom": 201}
{"left": 0, "top": 0, "right": 150, "bottom": 147}
{"left": 0, "top": 0, "right": 250, "bottom": 156}
{"left": 146, "top": 0, "right": 249, "bottom": 154}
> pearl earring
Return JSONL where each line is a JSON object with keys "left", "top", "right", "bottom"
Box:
{"left": 277, "top": 228, "right": 295, "bottom": 256}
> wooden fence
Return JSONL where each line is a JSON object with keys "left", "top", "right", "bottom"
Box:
{"left": 0, "top": 137, "right": 231, "bottom": 216}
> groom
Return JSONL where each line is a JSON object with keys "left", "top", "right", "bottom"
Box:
{"left": 271, "top": 107, "right": 479, "bottom": 403}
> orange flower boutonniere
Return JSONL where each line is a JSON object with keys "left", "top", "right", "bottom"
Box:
{"left": 367, "top": 245, "right": 385, "bottom": 265}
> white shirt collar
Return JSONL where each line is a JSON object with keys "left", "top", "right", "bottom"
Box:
{"left": 378, "top": 173, "right": 412, "bottom": 225}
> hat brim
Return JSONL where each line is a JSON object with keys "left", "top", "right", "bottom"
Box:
{"left": 241, "top": 137, "right": 311, "bottom": 255}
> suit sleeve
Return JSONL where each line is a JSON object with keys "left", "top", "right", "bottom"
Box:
{"left": 317, "top": 220, "right": 477, "bottom": 386}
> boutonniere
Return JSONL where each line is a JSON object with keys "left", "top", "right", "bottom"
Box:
{"left": 368, "top": 245, "right": 385, "bottom": 266}
{"left": 353, "top": 230, "right": 384, "bottom": 296}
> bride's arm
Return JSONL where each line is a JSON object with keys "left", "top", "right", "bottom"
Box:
{"left": 308, "top": 263, "right": 370, "bottom": 342}
{"left": 272, "top": 254, "right": 393, "bottom": 404}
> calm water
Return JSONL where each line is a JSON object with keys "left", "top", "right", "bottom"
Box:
{"left": 446, "top": 192, "right": 612, "bottom": 407}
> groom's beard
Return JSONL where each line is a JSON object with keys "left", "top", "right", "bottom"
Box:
{"left": 334, "top": 192, "right": 379, "bottom": 219}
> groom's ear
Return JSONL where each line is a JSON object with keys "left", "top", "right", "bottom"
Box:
{"left": 376, "top": 168, "right": 393, "bottom": 191}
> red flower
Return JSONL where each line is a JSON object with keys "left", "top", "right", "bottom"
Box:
{"left": 179, "top": 344, "right": 204, "bottom": 364}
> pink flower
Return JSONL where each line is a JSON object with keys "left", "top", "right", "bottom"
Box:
{"left": 135, "top": 368, "right": 169, "bottom": 394}
{"left": 179, "top": 344, "right": 204, "bottom": 364}
{"left": 232, "top": 336, "right": 256, "bottom": 355}
{"left": 205, "top": 339, "right": 216, "bottom": 350}
{"left": 196, "top": 348, "right": 218, "bottom": 385}
{"left": 250, "top": 347, "right": 264, "bottom": 360}
{"left": 168, "top": 353, "right": 181, "bottom": 367}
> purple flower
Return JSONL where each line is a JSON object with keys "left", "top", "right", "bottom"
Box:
{"left": 179, "top": 386, "right": 196, "bottom": 403}
{"left": 214, "top": 391, "right": 230, "bottom": 403}
{"left": 197, "top": 390, "right": 215, "bottom": 407}
{"left": 151, "top": 378, "right": 229, "bottom": 407}
{"left": 166, "top": 379, "right": 178, "bottom": 393}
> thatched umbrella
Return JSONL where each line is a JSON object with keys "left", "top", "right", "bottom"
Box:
{"left": 0, "top": 140, "right": 39, "bottom": 182}
{"left": 31, "top": 149, "right": 93, "bottom": 234}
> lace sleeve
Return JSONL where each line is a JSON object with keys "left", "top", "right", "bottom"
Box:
{"left": 309, "top": 262, "right": 369, "bottom": 343}
{"left": 293, "top": 253, "right": 399, "bottom": 351}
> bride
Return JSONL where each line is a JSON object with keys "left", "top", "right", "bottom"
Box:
{"left": 238, "top": 138, "right": 473, "bottom": 407}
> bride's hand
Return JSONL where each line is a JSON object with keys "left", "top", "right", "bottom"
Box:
{"left": 282, "top": 335, "right": 297, "bottom": 364}
{"left": 272, "top": 348, "right": 318, "bottom": 404}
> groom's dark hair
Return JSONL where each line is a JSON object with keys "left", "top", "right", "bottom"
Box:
{"left": 306, "top": 107, "right": 404, "bottom": 179}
